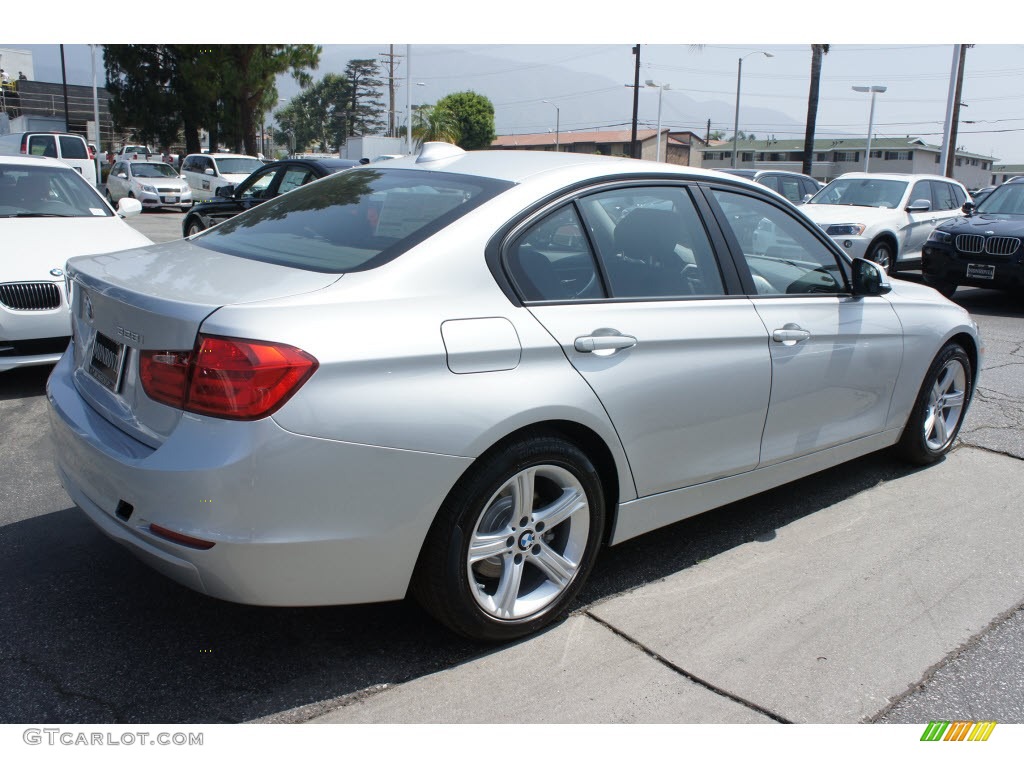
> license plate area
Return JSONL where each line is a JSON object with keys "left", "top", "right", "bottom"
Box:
{"left": 966, "top": 263, "right": 995, "bottom": 280}
{"left": 163, "top": 196, "right": 178, "bottom": 203}
{"left": 87, "top": 331, "right": 126, "bottom": 392}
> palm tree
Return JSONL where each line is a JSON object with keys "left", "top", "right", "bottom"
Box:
{"left": 411, "top": 105, "right": 460, "bottom": 148}
{"left": 802, "top": 44, "right": 830, "bottom": 177}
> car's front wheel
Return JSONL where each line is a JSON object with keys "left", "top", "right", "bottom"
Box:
{"left": 867, "top": 240, "right": 896, "bottom": 274}
{"left": 413, "top": 435, "right": 605, "bottom": 641}
{"left": 896, "top": 342, "right": 972, "bottom": 465}
{"left": 186, "top": 220, "right": 205, "bottom": 237}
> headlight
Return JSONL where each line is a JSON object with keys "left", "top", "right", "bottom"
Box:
{"left": 141, "top": 184, "right": 157, "bottom": 193}
{"left": 825, "top": 223, "right": 866, "bottom": 236}
{"left": 927, "top": 229, "right": 953, "bottom": 245}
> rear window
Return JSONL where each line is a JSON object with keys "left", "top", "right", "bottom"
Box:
{"left": 195, "top": 168, "right": 512, "bottom": 272}
{"left": 58, "top": 136, "right": 89, "bottom": 159}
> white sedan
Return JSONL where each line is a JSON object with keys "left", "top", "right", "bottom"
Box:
{"left": 105, "top": 160, "right": 193, "bottom": 212}
{"left": 1, "top": 155, "right": 153, "bottom": 372}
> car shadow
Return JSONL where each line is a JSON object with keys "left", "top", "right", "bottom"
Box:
{"left": 950, "top": 287, "right": 1024, "bottom": 319}
{"left": 0, "top": 365, "right": 52, "bottom": 402}
{"left": 0, "top": 443, "right": 936, "bottom": 724}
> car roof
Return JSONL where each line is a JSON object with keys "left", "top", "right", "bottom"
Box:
{"left": 186, "top": 153, "right": 258, "bottom": 160}
{"left": 834, "top": 172, "right": 963, "bottom": 184}
{"left": 0, "top": 154, "right": 75, "bottom": 169}
{"left": 379, "top": 145, "right": 769, "bottom": 190}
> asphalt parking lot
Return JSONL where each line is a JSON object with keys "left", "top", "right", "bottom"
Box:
{"left": 2, "top": 211, "right": 1022, "bottom": 723}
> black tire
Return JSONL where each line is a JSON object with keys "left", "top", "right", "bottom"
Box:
{"left": 929, "top": 280, "right": 958, "bottom": 299}
{"left": 896, "top": 342, "right": 972, "bottom": 465}
{"left": 867, "top": 239, "right": 896, "bottom": 274}
{"left": 186, "top": 219, "right": 205, "bottom": 237}
{"left": 412, "top": 435, "right": 605, "bottom": 642}
{"left": 105, "top": 189, "right": 115, "bottom": 205}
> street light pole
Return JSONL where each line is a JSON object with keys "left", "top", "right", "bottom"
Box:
{"left": 542, "top": 100, "right": 560, "bottom": 151}
{"left": 852, "top": 85, "right": 887, "bottom": 172}
{"left": 733, "top": 51, "right": 773, "bottom": 169}
{"left": 644, "top": 80, "right": 670, "bottom": 162}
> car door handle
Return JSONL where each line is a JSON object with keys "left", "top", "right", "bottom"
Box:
{"left": 772, "top": 325, "right": 811, "bottom": 345}
{"left": 574, "top": 332, "right": 637, "bottom": 353}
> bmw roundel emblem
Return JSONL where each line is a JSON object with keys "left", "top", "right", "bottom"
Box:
{"left": 50, "top": 268, "right": 64, "bottom": 277}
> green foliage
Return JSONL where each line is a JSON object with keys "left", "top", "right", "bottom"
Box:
{"left": 435, "top": 91, "right": 496, "bottom": 150}
{"left": 103, "top": 44, "right": 321, "bottom": 155}
{"left": 412, "top": 105, "right": 461, "bottom": 146}
{"left": 342, "top": 60, "right": 386, "bottom": 137}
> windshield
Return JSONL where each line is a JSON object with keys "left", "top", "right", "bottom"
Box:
{"left": 0, "top": 163, "right": 111, "bottom": 218}
{"left": 130, "top": 162, "right": 180, "bottom": 178}
{"left": 809, "top": 178, "right": 908, "bottom": 209}
{"left": 976, "top": 183, "right": 1024, "bottom": 216}
{"left": 195, "top": 168, "right": 512, "bottom": 272}
{"left": 215, "top": 158, "right": 263, "bottom": 175}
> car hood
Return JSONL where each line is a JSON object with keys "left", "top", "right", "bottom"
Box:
{"left": 3, "top": 217, "right": 153, "bottom": 282}
{"left": 803, "top": 204, "right": 903, "bottom": 227}
{"left": 937, "top": 213, "right": 1024, "bottom": 236}
{"left": 66, "top": 237, "right": 343, "bottom": 306}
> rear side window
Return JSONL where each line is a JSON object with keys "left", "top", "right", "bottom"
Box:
{"left": 196, "top": 168, "right": 512, "bottom": 272}
{"left": 59, "top": 136, "right": 89, "bottom": 159}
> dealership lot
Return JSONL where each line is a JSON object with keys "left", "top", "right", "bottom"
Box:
{"left": 1, "top": 207, "right": 1023, "bottom": 723}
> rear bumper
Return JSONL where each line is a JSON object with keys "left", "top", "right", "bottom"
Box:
{"left": 46, "top": 349, "right": 473, "bottom": 606}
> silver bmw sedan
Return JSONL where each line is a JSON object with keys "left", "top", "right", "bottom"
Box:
{"left": 47, "top": 143, "right": 979, "bottom": 641}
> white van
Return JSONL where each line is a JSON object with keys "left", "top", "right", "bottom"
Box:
{"left": 0, "top": 132, "right": 97, "bottom": 186}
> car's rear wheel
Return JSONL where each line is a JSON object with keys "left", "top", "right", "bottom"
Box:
{"left": 105, "top": 189, "right": 115, "bottom": 204}
{"left": 413, "top": 435, "right": 605, "bottom": 641}
{"left": 867, "top": 240, "right": 896, "bottom": 274}
{"left": 896, "top": 342, "right": 972, "bottom": 465}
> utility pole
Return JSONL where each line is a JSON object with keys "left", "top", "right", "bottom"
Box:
{"left": 379, "top": 45, "right": 403, "bottom": 137}
{"left": 945, "top": 44, "right": 971, "bottom": 178}
{"left": 705, "top": 118, "right": 711, "bottom": 145}
{"left": 59, "top": 44, "right": 70, "bottom": 132}
{"left": 630, "top": 44, "right": 641, "bottom": 159}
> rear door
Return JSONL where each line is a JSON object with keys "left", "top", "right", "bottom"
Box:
{"left": 706, "top": 186, "right": 903, "bottom": 466}
{"left": 506, "top": 183, "right": 772, "bottom": 497}
{"left": 57, "top": 135, "right": 96, "bottom": 186}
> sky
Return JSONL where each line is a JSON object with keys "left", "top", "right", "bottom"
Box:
{"left": 5, "top": 10, "right": 1024, "bottom": 163}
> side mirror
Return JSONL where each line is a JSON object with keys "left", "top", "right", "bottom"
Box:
{"left": 216, "top": 184, "right": 234, "bottom": 198}
{"left": 906, "top": 198, "right": 932, "bottom": 213}
{"left": 117, "top": 197, "right": 143, "bottom": 218}
{"left": 962, "top": 201, "right": 975, "bottom": 216}
{"left": 204, "top": 168, "right": 215, "bottom": 176}
{"left": 801, "top": 193, "right": 813, "bottom": 204}
{"left": 117, "top": 172, "right": 128, "bottom": 179}
{"left": 179, "top": 174, "right": 187, "bottom": 180}
{"left": 851, "top": 257, "right": 892, "bottom": 296}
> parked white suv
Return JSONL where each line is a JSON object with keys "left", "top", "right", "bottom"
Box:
{"left": 180, "top": 153, "right": 264, "bottom": 202}
{"left": 802, "top": 173, "right": 970, "bottom": 273}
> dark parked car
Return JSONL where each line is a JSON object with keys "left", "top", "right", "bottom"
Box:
{"left": 181, "top": 157, "right": 358, "bottom": 237}
{"left": 923, "top": 180, "right": 1024, "bottom": 297}
{"left": 712, "top": 168, "right": 823, "bottom": 205}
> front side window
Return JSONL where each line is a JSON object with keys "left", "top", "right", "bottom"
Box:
{"left": 236, "top": 167, "right": 279, "bottom": 200}
{"left": 712, "top": 189, "right": 845, "bottom": 296}
{"left": 930, "top": 181, "right": 956, "bottom": 211}
{"left": 195, "top": 168, "right": 511, "bottom": 273}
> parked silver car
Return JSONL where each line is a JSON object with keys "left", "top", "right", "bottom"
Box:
{"left": 47, "top": 144, "right": 980, "bottom": 641}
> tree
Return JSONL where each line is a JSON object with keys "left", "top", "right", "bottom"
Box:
{"left": 342, "top": 59, "right": 386, "bottom": 137}
{"left": 435, "top": 91, "right": 496, "bottom": 150}
{"left": 104, "top": 44, "right": 321, "bottom": 156}
{"left": 275, "top": 74, "right": 350, "bottom": 153}
{"left": 802, "top": 44, "right": 830, "bottom": 176}
{"left": 412, "top": 105, "right": 460, "bottom": 146}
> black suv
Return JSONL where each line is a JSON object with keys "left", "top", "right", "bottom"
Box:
{"left": 922, "top": 181, "right": 1024, "bottom": 297}
{"left": 712, "top": 169, "right": 823, "bottom": 205}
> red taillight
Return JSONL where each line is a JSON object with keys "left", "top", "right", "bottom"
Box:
{"left": 139, "top": 335, "right": 318, "bottom": 420}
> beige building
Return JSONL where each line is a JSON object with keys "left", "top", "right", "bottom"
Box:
{"left": 492, "top": 128, "right": 707, "bottom": 165}
{"left": 698, "top": 136, "right": 996, "bottom": 188}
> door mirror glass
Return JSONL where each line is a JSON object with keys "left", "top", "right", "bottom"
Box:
{"left": 851, "top": 257, "right": 892, "bottom": 296}
{"left": 962, "top": 201, "right": 975, "bottom": 215}
{"left": 906, "top": 198, "right": 931, "bottom": 213}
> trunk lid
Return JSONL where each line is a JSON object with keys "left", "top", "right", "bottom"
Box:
{"left": 66, "top": 239, "right": 341, "bottom": 446}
